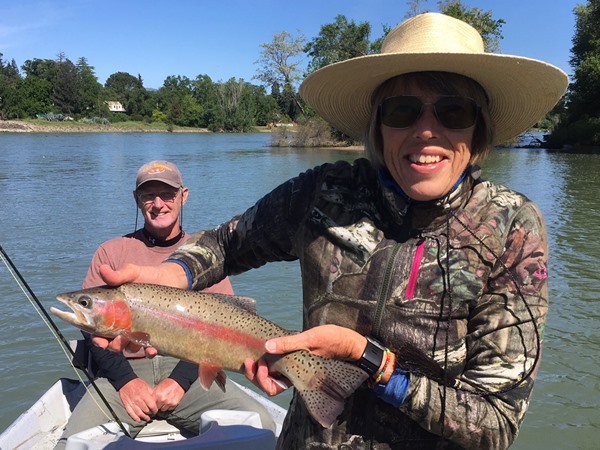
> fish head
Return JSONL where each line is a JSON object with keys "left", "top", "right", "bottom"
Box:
{"left": 51, "top": 286, "right": 132, "bottom": 337}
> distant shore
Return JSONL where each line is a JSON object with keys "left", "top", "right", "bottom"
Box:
{"left": 0, "top": 119, "right": 213, "bottom": 133}
{"left": 0, "top": 119, "right": 364, "bottom": 151}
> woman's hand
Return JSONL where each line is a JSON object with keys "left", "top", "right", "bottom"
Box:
{"left": 99, "top": 261, "right": 188, "bottom": 288}
{"left": 243, "top": 324, "right": 367, "bottom": 396}
{"left": 265, "top": 324, "right": 367, "bottom": 360}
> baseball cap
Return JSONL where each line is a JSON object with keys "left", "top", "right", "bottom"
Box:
{"left": 135, "top": 160, "right": 183, "bottom": 190}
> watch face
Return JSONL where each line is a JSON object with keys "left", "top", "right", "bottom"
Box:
{"left": 356, "top": 337, "right": 385, "bottom": 377}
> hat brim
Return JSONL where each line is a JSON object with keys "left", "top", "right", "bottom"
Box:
{"left": 299, "top": 52, "right": 569, "bottom": 145}
{"left": 136, "top": 178, "right": 181, "bottom": 190}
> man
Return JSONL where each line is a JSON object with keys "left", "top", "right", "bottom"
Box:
{"left": 56, "top": 160, "right": 274, "bottom": 449}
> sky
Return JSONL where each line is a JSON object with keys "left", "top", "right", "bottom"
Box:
{"left": 0, "top": 0, "right": 582, "bottom": 90}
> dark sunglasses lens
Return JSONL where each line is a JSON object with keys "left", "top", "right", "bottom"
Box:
{"left": 159, "top": 191, "right": 177, "bottom": 201}
{"left": 435, "top": 97, "right": 478, "bottom": 129}
{"left": 381, "top": 96, "right": 422, "bottom": 128}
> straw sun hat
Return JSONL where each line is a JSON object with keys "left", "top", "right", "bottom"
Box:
{"left": 299, "top": 12, "right": 569, "bottom": 145}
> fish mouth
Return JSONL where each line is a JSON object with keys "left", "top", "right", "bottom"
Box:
{"left": 50, "top": 296, "right": 94, "bottom": 330}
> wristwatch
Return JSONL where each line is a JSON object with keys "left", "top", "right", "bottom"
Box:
{"left": 354, "top": 336, "right": 386, "bottom": 377}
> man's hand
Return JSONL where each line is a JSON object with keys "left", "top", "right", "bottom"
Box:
{"left": 91, "top": 335, "right": 159, "bottom": 357}
{"left": 118, "top": 378, "right": 158, "bottom": 422}
{"left": 152, "top": 378, "right": 185, "bottom": 412}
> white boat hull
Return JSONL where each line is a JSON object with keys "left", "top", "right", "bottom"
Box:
{"left": 0, "top": 378, "right": 286, "bottom": 450}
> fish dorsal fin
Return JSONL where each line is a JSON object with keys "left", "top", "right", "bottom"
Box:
{"left": 209, "top": 294, "right": 257, "bottom": 314}
{"left": 228, "top": 295, "right": 257, "bottom": 314}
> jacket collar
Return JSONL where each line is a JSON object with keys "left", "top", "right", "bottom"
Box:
{"left": 377, "top": 166, "right": 480, "bottom": 234}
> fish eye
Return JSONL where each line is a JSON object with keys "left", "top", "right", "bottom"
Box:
{"left": 77, "top": 295, "right": 93, "bottom": 308}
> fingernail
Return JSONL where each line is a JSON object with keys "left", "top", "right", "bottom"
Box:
{"left": 265, "top": 340, "right": 276, "bottom": 352}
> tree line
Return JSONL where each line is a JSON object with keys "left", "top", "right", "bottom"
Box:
{"left": 547, "top": 0, "right": 600, "bottom": 148}
{"left": 0, "top": 0, "right": 593, "bottom": 148}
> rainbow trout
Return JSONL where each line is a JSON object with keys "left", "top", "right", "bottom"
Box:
{"left": 51, "top": 283, "right": 369, "bottom": 428}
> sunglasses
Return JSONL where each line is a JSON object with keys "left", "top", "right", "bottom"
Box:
{"left": 137, "top": 189, "right": 180, "bottom": 205}
{"left": 379, "top": 95, "right": 480, "bottom": 130}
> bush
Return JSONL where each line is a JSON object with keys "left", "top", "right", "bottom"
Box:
{"left": 152, "top": 110, "right": 168, "bottom": 123}
{"left": 546, "top": 117, "right": 600, "bottom": 148}
{"left": 271, "top": 116, "right": 340, "bottom": 147}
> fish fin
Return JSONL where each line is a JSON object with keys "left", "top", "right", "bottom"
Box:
{"left": 198, "top": 362, "right": 227, "bottom": 392}
{"left": 123, "top": 331, "right": 152, "bottom": 347}
{"left": 215, "top": 371, "right": 228, "bottom": 392}
{"left": 226, "top": 295, "right": 257, "bottom": 314}
{"left": 275, "top": 352, "right": 369, "bottom": 428}
{"left": 210, "top": 293, "right": 257, "bottom": 314}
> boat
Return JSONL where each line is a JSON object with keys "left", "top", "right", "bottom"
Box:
{"left": 0, "top": 377, "right": 287, "bottom": 450}
{"left": 0, "top": 342, "right": 287, "bottom": 450}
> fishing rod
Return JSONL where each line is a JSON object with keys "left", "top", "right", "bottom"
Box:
{"left": 0, "top": 245, "right": 132, "bottom": 438}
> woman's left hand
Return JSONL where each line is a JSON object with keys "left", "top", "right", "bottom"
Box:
{"left": 243, "top": 324, "right": 367, "bottom": 396}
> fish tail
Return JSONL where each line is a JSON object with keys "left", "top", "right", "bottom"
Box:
{"left": 277, "top": 352, "right": 369, "bottom": 428}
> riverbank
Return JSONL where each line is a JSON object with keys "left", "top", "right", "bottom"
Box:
{"left": 0, "top": 119, "right": 214, "bottom": 133}
{"left": 0, "top": 119, "right": 364, "bottom": 150}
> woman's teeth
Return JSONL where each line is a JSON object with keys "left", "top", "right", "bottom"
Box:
{"left": 409, "top": 154, "right": 442, "bottom": 164}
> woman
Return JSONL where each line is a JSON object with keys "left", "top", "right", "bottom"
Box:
{"left": 96, "top": 13, "right": 568, "bottom": 449}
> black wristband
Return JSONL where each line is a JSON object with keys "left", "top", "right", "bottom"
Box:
{"left": 354, "top": 336, "right": 386, "bottom": 377}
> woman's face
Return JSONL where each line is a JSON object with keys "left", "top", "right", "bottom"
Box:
{"left": 381, "top": 84, "right": 475, "bottom": 202}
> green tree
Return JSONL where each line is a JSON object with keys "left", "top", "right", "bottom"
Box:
{"left": 191, "top": 74, "right": 221, "bottom": 128}
{"left": 251, "top": 84, "right": 279, "bottom": 126}
{"left": 105, "top": 71, "right": 143, "bottom": 96}
{"left": 104, "top": 71, "right": 150, "bottom": 118}
{"left": 156, "top": 75, "right": 199, "bottom": 126}
{"left": 0, "top": 53, "right": 22, "bottom": 119}
{"left": 16, "top": 76, "right": 53, "bottom": 117}
{"left": 53, "top": 54, "right": 80, "bottom": 114}
{"left": 438, "top": 1, "right": 505, "bottom": 52}
{"left": 548, "top": 0, "right": 600, "bottom": 147}
{"left": 215, "top": 78, "right": 256, "bottom": 132}
{"left": 255, "top": 31, "right": 306, "bottom": 120}
{"left": 21, "top": 58, "right": 58, "bottom": 81}
{"left": 76, "top": 57, "right": 102, "bottom": 117}
{"left": 304, "top": 15, "right": 372, "bottom": 73}
{"left": 255, "top": 31, "right": 305, "bottom": 88}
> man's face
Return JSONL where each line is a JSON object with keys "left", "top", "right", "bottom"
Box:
{"left": 135, "top": 181, "right": 188, "bottom": 237}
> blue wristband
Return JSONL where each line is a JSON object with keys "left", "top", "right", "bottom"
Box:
{"left": 373, "top": 368, "right": 410, "bottom": 407}
{"left": 165, "top": 259, "right": 193, "bottom": 290}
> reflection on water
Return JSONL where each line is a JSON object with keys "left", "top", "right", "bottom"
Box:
{"left": 482, "top": 149, "right": 600, "bottom": 449}
{"left": 0, "top": 134, "right": 598, "bottom": 449}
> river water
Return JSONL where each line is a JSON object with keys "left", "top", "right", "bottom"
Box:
{"left": 0, "top": 132, "right": 598, "bottom": 449}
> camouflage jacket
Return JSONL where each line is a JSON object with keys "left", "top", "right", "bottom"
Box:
{"left": 170, "top": 158, "right": 548, "bottom": 450}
